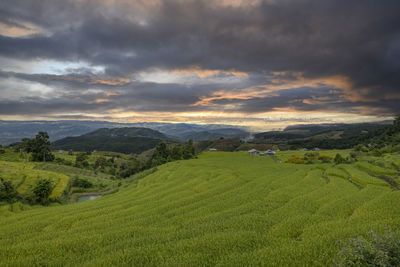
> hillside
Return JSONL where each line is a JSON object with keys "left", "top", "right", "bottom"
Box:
{"left": 253, "top": 122, "right": 391, "bottom": 149}
{"left": 1, "top": 151, "right": 399, "bottom": 265}
{"left": 52, "top": 127, "right": 167, "bottom": 154}
{"left": 255, "top": 122, "right": 390, "bottom": 140}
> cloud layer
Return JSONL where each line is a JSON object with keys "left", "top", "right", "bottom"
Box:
{"left": 0, "top": 0, "right": 399, "bottom": 128}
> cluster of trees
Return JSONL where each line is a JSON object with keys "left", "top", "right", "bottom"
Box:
{"left": 53, "top": 140, "right": 197, "bottom": 179}
{"left": 0, "top": 177, "right": 53, "bottom": 205}
{"left": 14, "top": 132, "right": 54, "bottom": 162}
{"left": 149, "top": 140, "right": 195, "bottom": 167}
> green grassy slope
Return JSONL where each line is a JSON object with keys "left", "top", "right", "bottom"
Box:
{"left": 1, "top": 152, "right": 400, "bottom": 266}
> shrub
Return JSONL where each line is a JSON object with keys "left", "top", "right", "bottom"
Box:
{"left": 75, "top": 152, "right": 89, "bottom": 168}
{"left": 0, "top": 177, "right": 17, "bottom": 203}
{"left": 72, "top": 176, "right": 93, "bottom": 188}
{"left": 286, "top": 157, "right": 304, "bottom": 164}
{"left": 304, "top": 152, "right": 319, "bottom": 159}
{"left": 334, "top": 230, "right": 400, "bottom": 266}
{"left": 318, "top": 155, "right": 332, "bottom": 163}
{"left": 32, "top": 178, "right": 53, "bottom": 204}
{"left": 334, "top": 154, "right": 348, "bottom": 165}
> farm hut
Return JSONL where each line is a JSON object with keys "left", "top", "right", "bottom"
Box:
{"left": 248, "top": 149, "right": 260, "bottom": 155}
{"left": 260, "top": 149, "right": 276, "bottom": 156}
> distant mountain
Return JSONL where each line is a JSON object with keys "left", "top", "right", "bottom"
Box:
{"left": 0, "top": 120, "right": 248, "bottom": 145}
{"left": 252, "top": 121, "right": 394, "bottom": 150}
{"left": 84, "top": 127, "right": 167, "bottom": 139}
{"left": 130, "top": 123, "right": 250, "bottom": 140}
{"left": 52, "top": 127, "right": 168, "bottom": 154}
{"left": 255, "top": 122, "right": 391, "bottom": 141}
{"left": 179, "top": 128, "right": 249, "bottom": 141}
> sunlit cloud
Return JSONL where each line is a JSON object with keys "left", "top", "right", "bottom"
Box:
{"left": 0, "top": 0, "right": 398, "bottom": 129}
{"left": 0, "top": 21, "right": 48, "bottom": 37}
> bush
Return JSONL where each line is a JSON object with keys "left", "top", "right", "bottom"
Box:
{"left": 72, "top": 176, "right": 93, "bottom": 188}
{"left": 334, "top": 154, "right": 349, "bottom": 165}
{"left": 286, "top": 157, "right": 304, "bottom": 164}
{"left": 304, "top": 152, "right": 319, "bottom": 159}
{"left": 318, "top": 155, "right": 332, "bottom": 163}
{"left": 75, "top": 152, "right": 89, "bottom": 168}
{"left": 0, "top": 177, "right": 17, "bottom": 203}
{"left": 335, "top": 230, "right": 400, "bottom": 266}
{"left": 32, "top": 178, "right": 53, "bottom": 204}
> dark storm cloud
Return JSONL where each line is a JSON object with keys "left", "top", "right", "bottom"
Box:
{"left": 0, "top": 0, "right": 399, "bottom": 117}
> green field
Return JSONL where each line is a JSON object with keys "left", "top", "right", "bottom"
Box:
{"left": 1, "top": 151, "right": 399, "bottom": 266}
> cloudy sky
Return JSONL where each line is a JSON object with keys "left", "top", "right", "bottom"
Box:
{"left": 0, "top": 0, "right": 399, "bottom": 130}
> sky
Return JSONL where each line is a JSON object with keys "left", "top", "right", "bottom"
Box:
{"left": 0, "top": 0, "right": 399, "bottom": 130}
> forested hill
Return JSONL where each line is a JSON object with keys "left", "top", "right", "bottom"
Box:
{"left": 255, "top": 122, "right": 391, "bottom": 141}
{"left": 52, "top": 127, "right": 168, "bottom": 154}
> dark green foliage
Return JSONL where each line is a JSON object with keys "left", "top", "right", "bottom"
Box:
{"left": 30, "top": 132, "right": 54, "bottom": 162}
{"left": 17, "top": 132, "right": 55, "bottom": 162}
{"left": 118, "top": 158, "right": 142, "bottom": 178}
{"left": 0, "top": 148, "right": 5, "bottom": 154}
{"left": 335, "top": 230, "right": 400, "bottom": 266}
{"left": 318, "top": 155, "right": 332, "bottom": 163}
{"left": 354, "top": 144, "right": 369, "bottom": 152}
{"left": 72, "top": 176, "right": 93, "bottom": 188}
{"left": 0, "top": 177, "right": 17, "bottom": 203}
{"left": 54, "top": 157, "right": 73, "bottom": 166}
{"left": 334, "top": 154, "right": 347, "bottom": 165}
{"left": 94, "top": 157, "right": 109, "bottom": 169}
{"left": 171, "top": 146, "right": 183, "bottom": 160}
{"left": 149, "top": 141, "right": 196, "bottom": 167}
{"left": 151, "top": 142, "right": 170, "bottom": 166}
{"left": 75, "top": 152, "right": 89, "bottom": 168}
{"left": 32, "top": 178, "right": 53, "bottom": 204}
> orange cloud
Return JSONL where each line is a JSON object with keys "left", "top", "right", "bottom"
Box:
{"left": 194, "top": 71, "right": 375, "bottom": 108}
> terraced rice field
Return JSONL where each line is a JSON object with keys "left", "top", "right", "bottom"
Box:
{"left": 0, "top": 161, "right": 69, "bottom": 201}
{"left": 0, "top": 151, "right": 400, "bottom": 266}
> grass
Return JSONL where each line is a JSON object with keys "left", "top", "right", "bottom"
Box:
{"left": 355, "top": 161, "right": 398, "bottom": 176}
{"left": 0, "top": 151, "right": 399, "bottom": 266}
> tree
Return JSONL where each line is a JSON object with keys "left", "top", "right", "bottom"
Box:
{"left": 0, "top": 177, "right": 17, "bottom": 203}
{"left": 182, "top": 139, "right": 195, "bottom": 159}
{"left": 75, "top": 152, "right": 89, "bottom": 168}
{"left": 150, "top": 142, "right": 170, "bottom": 166}
{"left": 171, "top": 146, "right": 183, "bottom": 160}
{"left": 32, "top": 178, "right": 53, "bottom": 204}
{"left": 21, "top": 132, "right": 54, "bottom": 162}
{"left": 334, "top": 153, "right": 347, "bottom": 165}
{"left": 94, "top": 156, "right": 108, "bottom": 169}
